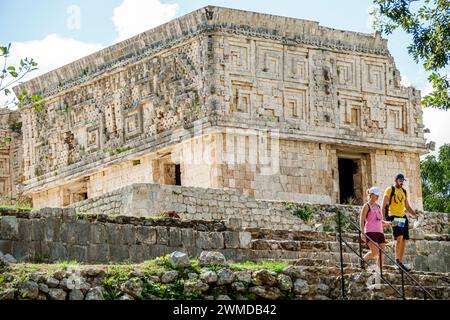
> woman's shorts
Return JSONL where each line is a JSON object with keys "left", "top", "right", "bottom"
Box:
{"left": 365, "top": 232, "right": 386, "bottom": 244}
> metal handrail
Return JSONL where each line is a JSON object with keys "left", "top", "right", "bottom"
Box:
{"left": 339, "top": 236, "right": 404, "bottom": 298}
{"left": 337, "top": 209, "right": 436, "bottom": 300}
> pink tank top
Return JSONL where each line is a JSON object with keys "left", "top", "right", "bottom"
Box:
{"left": 364, "top": 202, "right": 383, "bottom": 233}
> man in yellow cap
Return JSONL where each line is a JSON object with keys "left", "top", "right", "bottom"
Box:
{"left": 381, "top": 173, "right": 420, "bottom": 272}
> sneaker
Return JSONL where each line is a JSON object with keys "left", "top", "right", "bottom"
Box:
{"left": 396, "top": 260, "right": 411, "bottom": 272}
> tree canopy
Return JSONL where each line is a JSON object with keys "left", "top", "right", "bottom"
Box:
{"left": 371, "top": 0, "right": 450, "bottom": 110}
{"left": 1, "top": 43, "right": 44, "bottom": 110}
{"left": 421, "top": 143, "right": 450, "bottom": 212}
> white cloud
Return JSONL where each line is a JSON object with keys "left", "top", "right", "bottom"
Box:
{"left": 112, "top": 0, "right": 179, "bottom": 42}
{"left": 1, "top": 34, "right": 103, "bottom": 108}
{"left": 422, "top": 107, "right": 450, "bottom": 155}
{"left": 419, "top": 71, "right": 450, "bottom": 155}
{"left": 400, "top": 75, "right": 412, "bottom": 87}
{"left": 420, "top": 73, "right": 450, "bottom": 155}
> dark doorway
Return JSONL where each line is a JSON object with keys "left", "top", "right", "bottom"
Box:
{"left": 175, "top": 164, "right": 181, "bottom": 186}
{"left": 338, "top": 158, "right": 357, "bottom": 204}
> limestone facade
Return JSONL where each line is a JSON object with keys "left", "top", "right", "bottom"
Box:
{"left": 0, "top": 108, "right": 23, "bottom": 204}
{"left": 12, "top": 6, "right": 429, "bottom": 209}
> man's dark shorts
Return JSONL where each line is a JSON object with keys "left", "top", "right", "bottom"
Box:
{"left": 387, "top": 215, "right": 409, "bottom": 240}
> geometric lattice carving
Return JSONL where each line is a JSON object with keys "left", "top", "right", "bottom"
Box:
{"left": 285, "top": 50, "right": 308, "bottom": 83}
{"left": 284, "top": 88, "right": 308, "bottom": 121}
{"left": 0, "top": 178, "right": 6, "bottom": 194}
{"left": 124, "top": 107, "right": 143, "bottom": 140}
{"left": 256, "top": 45, "right": 282, "bottom": 79}
{"left": 362, "top": 59, "right": 386, "bottom": 93}
{"left": 336, "top": 58, "right": 358, "bottom": 89}
{"left": 341, "top": 97, "right": 362, "bottom": 128}
{"left": 229, "top": 41, "right": 251, "bottom": 74}
{"left": 386, "top": 103, "right": 405, "bottom": 132}
{"left": 0, "top": 157, "right": 8, "bottom": 172}
{"left": 70, "top": 106, "right": 85, "bottom": 128}
{"left": 231, "top": 83, "right": 253, "bottom": 114}
{"left": 86, "top": 127, "right": 100, "bottom": 152}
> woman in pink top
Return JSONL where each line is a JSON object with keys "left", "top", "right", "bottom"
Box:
{"left": 359, "top": 187, "right": 391, "bottom": 268}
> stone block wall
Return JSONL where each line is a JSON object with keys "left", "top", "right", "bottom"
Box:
{"left": 0, "top": 208, "right": 252, "bottom": 264}
{"left": 70, "top": 183, "right": 446, "bottom": 233}
{"left": 0, "top": 206, "right": 448, "bottom": 272}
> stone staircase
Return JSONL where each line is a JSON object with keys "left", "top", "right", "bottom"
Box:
{"left": 244, "top": 228, "right": 450, "bottom": 299}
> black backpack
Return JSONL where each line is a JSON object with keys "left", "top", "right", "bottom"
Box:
{"left": 385, "top": 185, "right": 407, "bottom": 219}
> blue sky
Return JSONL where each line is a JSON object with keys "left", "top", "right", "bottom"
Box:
{"left": 0, "top": 0, "right": 448, "bottom": 152}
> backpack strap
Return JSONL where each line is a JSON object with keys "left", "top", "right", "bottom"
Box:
{"left": 402, "top": 187, "right": 407, "bottom": 199}
{"left": 388, "top": 185, "right": 395, "bottom": 206}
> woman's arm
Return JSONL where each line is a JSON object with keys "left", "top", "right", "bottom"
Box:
{"left": 360, "top": 204, "right": 368, "bottom": 233}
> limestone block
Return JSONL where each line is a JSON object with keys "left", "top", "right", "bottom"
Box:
{"left": 135, "top": 227, "right": 156, "bottom": 245}
{"left": 196, "top": 232, "right": 224, "bottom": 249}
{"left": 156, "top": 227, "right": 169, "bottom": 245}
{"left": 0, "top": 216, "right": 18, "bottom": 240}
{"left": 168, "top": 227, "right": 182, "bottom": 247}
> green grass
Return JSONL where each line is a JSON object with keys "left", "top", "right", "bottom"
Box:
{"left": 56, "top": 260, "right": 80, "bottom": 269}
{"left": 228, "top": 260, "right": 289, "bottom": 273}
{"left": 141, "top": 258, "right": 170, "bottom": 274}
{"left": 0, "top": 203, "right": 33, "bottom": 211}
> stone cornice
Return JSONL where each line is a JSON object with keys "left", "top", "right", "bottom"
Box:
{"left": 13, "top": 6, "right": 389, "bottom": 101}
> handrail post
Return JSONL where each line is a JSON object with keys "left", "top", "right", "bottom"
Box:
{"left": 358, "top": 230, "right": 364, "bottom": 269}
{"left": 379, "top": 247, "right": 383, "bottom": 278}
{"left": 337, "top": 210, "right": 346, "bottom": 298}
{"left": 401, "top": 269, "right": 406, "bottom": 300}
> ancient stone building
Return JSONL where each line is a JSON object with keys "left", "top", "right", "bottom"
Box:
{"left": 12, "top": 6, "right": 430, "bottom": 209}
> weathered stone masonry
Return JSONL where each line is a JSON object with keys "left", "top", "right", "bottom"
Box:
{"left": 0, "top": 108, "right": 23, "bottom": 204}
{"left": 12, "top": 6, "right": 430, "bottom": 209}
{"left": 0, "top": 205, "right": 448, "bottom": 272}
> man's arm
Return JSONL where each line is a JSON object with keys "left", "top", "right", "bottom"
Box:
{"left": 381, "top": 194, "right": 388, "bottom": 218}
{"left": 405, "top": 199, "right": 416, "bottom": 217}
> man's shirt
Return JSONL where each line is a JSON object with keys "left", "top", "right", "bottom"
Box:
{"left": 385, "top": 186, "right": 407, "bottom": 217}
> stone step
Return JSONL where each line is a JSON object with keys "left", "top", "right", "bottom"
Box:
{"left": 250, "top": 238, "right": 412, "bottom": 256}
{"left": 349, "top": 284, "right": 450, "bottom": 300}
{"left": 246, "top": 228, "right": 450, "bottom": 242}
{"left": 249, "top": 238, "right": 449, "bottom": 273}
{"left": 248, "top": 249, "right": 445, "bottom": 272}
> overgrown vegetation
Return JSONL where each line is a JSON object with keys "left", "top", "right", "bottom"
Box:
{"left": 102, "top": 264, "right": 134, "bottom": 300}
{"left": 56, "top": 260, "right": 79, "bottom": 269}
{"left": 106, "top": 145, "right": 132, "bottom": 156}
{"left": 290, "top": 205, "right": 316, "bottom": 223}
{"left": 0, "top": 203, "right": 32, "bottom": 211}
{"left": 371, "top": 0, "right": 450, "bottom": 110}
{"left": 421, "top": 144, "right": 450, "bottom": 213}
{"left": 228, "top": 260, "right": 289, "bottom": 273}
